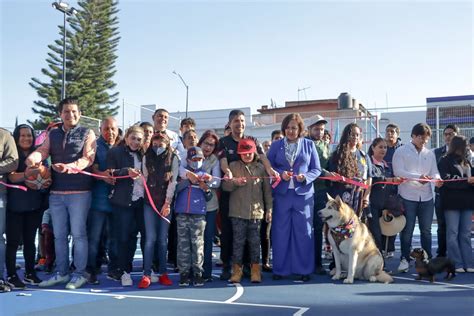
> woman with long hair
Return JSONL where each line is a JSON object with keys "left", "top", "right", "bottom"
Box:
{"left": 438, "top": 135, "right": 474, "bottom": 273}
{"left": 139, "top": 133, "right": 179, "bottom": 288}
{"left": 6, "top": 124, "right": 49, "bottom": 288}
{"left": 328, "top": 123, "right": 372, "bottom": 215}
{"left": 107, "top": 125, "right": 146, "bottom": 286}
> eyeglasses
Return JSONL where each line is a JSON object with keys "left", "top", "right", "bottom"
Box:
{"left": 202, "top": 141, "right": 216, "bottom": 148}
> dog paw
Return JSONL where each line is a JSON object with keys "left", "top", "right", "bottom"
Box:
{"left": 329, "top": 268, "right": 336, "bottom": 276}
{"left": 343, "top": 278, "right": 354, "bottom": 284}
{"left": 369, "top": 276, "right": 377, "bottom": 282}
{"left": 332, "top": 274, "right": 341, "bottom": 280}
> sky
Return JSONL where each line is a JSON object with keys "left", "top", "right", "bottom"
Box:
{"left": 1, "top": 0, "right": 473, "bottom": 130}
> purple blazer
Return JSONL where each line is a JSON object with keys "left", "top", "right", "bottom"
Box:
{"left": 267, "top": 138, "right": 321, "bottom": 196}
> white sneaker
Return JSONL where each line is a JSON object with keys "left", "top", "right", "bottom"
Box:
{"left": 150, "top": 271, "right": 159, "bottom": 283}
{"left": 39, "top": 273, "right": 71, "bottom": 288}
{"left": 455, "top": 268, "right": 465, "bottom": 273}
{"left": 465, "top": 268, "right": 474, "bottom": 273}
{"left": 398, "top": 259, "right": 409, "bottom": 272}
{"left": 121, "top": 272, "right": 133, "bottom": 286}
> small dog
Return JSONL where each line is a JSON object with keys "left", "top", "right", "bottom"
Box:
{"left": 410, "top": 248, "right": 456, "bottom": 282}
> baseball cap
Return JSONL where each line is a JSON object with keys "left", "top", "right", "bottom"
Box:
{"left": 237, "top": 138, "right": 256, "bottom": 155}
{"left": 187, "top": 146, "right": 204, "bottom": 160}
{"left": 308, "top": 114, "right": 328, "bottom": 127}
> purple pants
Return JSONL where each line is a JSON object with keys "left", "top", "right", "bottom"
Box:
{"left": 272, "top": 190, "right": 314, "bottom": 276}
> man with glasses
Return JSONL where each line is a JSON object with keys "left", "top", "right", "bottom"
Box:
{"left": 433, "top": 124, "right": 459, "bottom": 258}
{"left": 393, "top": 123, "right": 442, "bottom": 273}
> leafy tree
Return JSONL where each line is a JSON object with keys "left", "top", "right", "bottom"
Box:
{"left": 29, "top": 0, "right": 120, "bottom": 129}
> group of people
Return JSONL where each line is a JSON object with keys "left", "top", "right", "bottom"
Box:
{"left": 0, "top": 97, "right": 473, "bottom": 293}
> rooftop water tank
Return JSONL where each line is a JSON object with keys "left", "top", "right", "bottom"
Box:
{"left": 338, "top": 92, "right": 352, "bottom": 109}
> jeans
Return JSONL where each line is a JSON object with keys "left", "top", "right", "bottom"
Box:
{"left": 87, "top": 210, "right": 117, "bottom": 273}
{"left": 113, "top": 199, "right": 145, "bottom": 273}
{"left": 0, "top": 192, "right": 6, "bottom": 278}
{"left": 313, "top": 189, "right": 328, "bottom": 270}
{"left": 445, "top": 210, "right": 473, "bottom": 269}
{"left": 143, "top": 204, "right": 170, "bottom": 275}
{"left": 435, "top": 192, "right": 447, "bottom": 256}
{"left": 6, "top": 210, "right": 43, "bottom": 275}
{"left": 400, "top": 198, "right": 434, "bottom": 261}
{"left": 49, "top": 192, "right": 91, "bottom": 276}
{"left": 203, "top": 210, "right": 217, "bottom": 278}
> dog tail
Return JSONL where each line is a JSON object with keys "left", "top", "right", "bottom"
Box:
{"left": 376, "top": 271, "right": 394, "bottom": 284}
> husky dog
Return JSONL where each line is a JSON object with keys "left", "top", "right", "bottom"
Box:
{"left": 318, "top": 194, "right": 393, "bottom": 284}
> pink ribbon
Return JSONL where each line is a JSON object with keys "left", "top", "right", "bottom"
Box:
{"left": 68, "top": 167, "right": 170, "bottom": 224}
{"left": 0, "top": 181, "right": 28, "bottom": 191}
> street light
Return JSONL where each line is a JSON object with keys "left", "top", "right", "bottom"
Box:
{"left": 172, "top": 70, "right": 189, "bottom": 117}
{"left": 52, "top": 1, "right": 77, "bottom": 100}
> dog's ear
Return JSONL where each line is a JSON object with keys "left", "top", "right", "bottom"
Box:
{"left": 334, "top": 195, "right": 343, "bottom": 206}
{"left": 326, "top": 193, "right": 334, "bottom": 202}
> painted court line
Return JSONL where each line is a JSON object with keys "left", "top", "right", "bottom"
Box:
{"left": 392, "top": 275, "right": 474, "bottom": 289}
{"left": 224, "top": 283, "right": 244, "bottom": 303}
{"left": 31, "top": 288, "right": 310, "bottom": 315}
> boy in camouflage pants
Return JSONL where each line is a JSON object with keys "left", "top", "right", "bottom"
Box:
{"left": 174, "top": 147, "right": 212, "bottom": 286}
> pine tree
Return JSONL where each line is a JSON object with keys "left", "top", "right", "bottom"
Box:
{"left": 29, "top": 0, "right": 120, "bottom": 129}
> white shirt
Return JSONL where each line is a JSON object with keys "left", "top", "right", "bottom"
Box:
{"left": 392, "top": 142, "right": 440, "bottom": 202}
{"left": 165, "top": 129, "right": 185, "bottom": 159}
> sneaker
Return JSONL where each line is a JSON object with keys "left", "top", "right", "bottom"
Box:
{"left": 386, "top": 252, "right": 394, "bottom": 259}
{"left": 193, "top": 274, "right": 204, "bottom": 287}
{"left": 7, "top": 274, "right": 26, "bottom": 289}
{"left": 65, "top": 275, "right": 87, "bottom": 290}
{"left": 121, "top": 272, "right": 133, "bottom": 286}
{"left": 179, "top": 273, "right": 190, "bottom": 287}
{"left": 455, "top": 268, "right": 466, "bottom": 273}
{"left": 465, "top": 268, "right": 474, "bottom": 273}
{"left": 398, "top": 258, "right": 409, "bottom": 273}
{"left": 107, "top": 270, "right": 122, "bottom": 282}
{"left": 150, "top": 271, "right": 159, "bottom": 283}
{"left": 159, "top": 273, "right": 173, "bottom": 286}
{"left": 138, "top": 275, "right": 151, "bottom": 289}
{"left": 24, "top": 273, "right": 42, "bottom": 285}
{"left": 86, "top": 273, "right": 99, "bottom": 285}
{"left": 39, "top": 273, "right": 71, "bottom": 288}
{"left": 0, "top": 279, "right": 12, "bottom": 293}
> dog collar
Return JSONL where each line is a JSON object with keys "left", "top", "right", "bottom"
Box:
{"left": 331, "top": 218, "right": 355, "bottom": 239}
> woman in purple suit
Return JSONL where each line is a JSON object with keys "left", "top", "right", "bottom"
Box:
{"left": 267, "top": 113, "right": 321, "bottom": 282}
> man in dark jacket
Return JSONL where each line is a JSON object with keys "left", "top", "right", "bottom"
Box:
{"left": 26, "top": 98, "right": 96, "bottom": 290}
{"left": 0, "top": 128, "right": 18, "bottom": 292}
{"left": 434, "top": 124, "right": 459, "bottom": 257}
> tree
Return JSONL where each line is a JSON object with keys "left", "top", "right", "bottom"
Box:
{"left": 29, "top": 0, "right": 120, "bottom": 129}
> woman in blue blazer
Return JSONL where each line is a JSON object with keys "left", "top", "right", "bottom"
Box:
{"left": 267, "top": 113, "right": 321, "bottom": 281}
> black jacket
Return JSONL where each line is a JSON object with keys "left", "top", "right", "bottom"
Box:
{"left": 107, "top": 145, "right": 142, "bottom": 208}
{"left": 438, "top": 155, "right": 474, "bottom": 211}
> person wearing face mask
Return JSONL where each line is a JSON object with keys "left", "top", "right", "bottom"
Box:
{"left": 138, "top": 133, "right": 179, "bottom": 289}
{"left": 222, "top": 139, "right": 272, "bottom": 284}
{"left": 174, "top": 147, "right": 213, "bottom": 287}
{"left": 106, "top": 125, "right": 146, "bottom": 287}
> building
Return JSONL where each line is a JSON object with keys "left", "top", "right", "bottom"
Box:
{"left": 426, "top": 95, "right": 474, "bottom": 147}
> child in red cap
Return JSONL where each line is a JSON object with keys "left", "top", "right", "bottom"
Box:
{"left": 222, "top": 138, "right": 273, "bottom": 283}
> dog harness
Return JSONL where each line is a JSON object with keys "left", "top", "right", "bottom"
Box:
{"left": 330, "top": 218, "right": 356, "bottom": 254}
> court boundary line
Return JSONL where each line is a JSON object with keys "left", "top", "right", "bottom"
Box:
{"left": 392, "top": 275, "right": 474, "bottom": 289}
{"left": 30, "top": 288, "right": 310, "bottom": 315}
